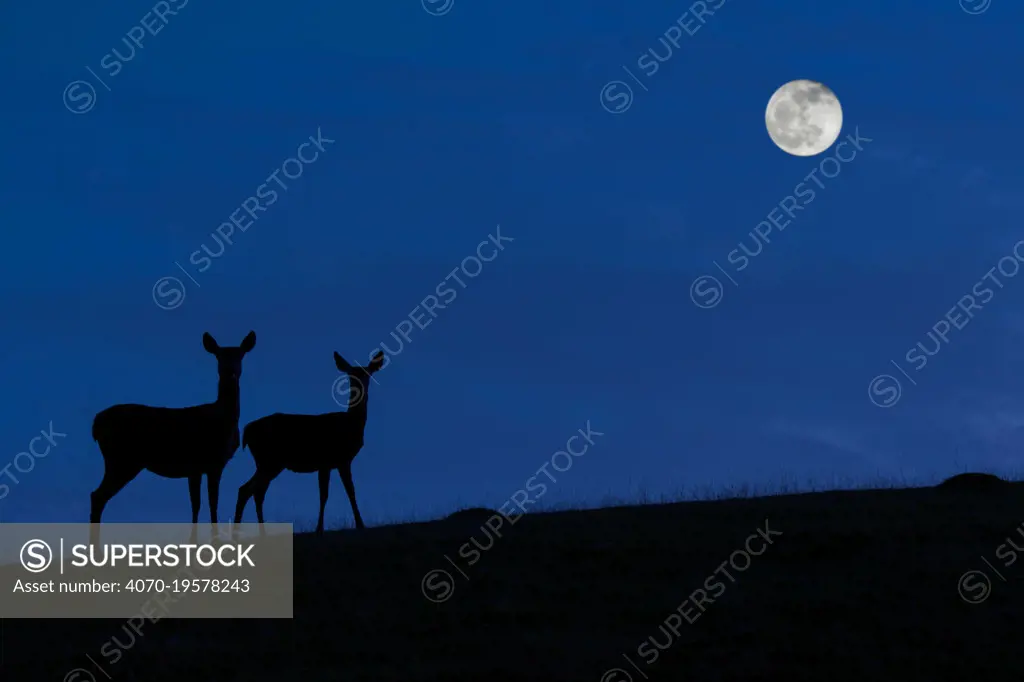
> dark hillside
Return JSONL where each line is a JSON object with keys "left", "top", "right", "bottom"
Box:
{"left": 5, "top": 484, "right": 1024, "bottom": 681}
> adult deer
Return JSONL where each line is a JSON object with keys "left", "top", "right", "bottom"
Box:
{"left": 234, "top": 350, "right": 384, "bottom": 535}
{"left": 90, "top": 331, "right": 257, "bottom": 525}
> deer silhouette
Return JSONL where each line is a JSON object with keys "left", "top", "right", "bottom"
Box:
{"left": 90, "top": 331, "right": 257, "bottom": 525}
{"left": 234, "top": 350, "right": 384, "bottom": 535}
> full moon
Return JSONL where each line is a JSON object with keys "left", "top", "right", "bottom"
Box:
{"left": 765, "top": 80, "right": 842, "bottom": 157}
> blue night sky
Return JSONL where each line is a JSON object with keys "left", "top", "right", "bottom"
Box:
{"left": 1, "top": 1, "right": 1021, "bottom": 526}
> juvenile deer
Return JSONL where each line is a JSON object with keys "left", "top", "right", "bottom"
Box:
{"left": 90, "top": 331, "right": 257, "bottom": 525}
{"left": 234, "top": 350, "right": 384, "bottom": 535}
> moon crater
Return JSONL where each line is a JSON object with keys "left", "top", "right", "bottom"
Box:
{"left": 765, "top": 80, "right": 842, "bottom": 156}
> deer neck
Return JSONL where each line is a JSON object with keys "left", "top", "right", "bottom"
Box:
{"left": 216, "top": 377, "right": 241, "bottom": 425}
{"left": 347, "top": 393, "right": 368, "bottom": 425}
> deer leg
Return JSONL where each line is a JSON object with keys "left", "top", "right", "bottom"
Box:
{"left": 316, "top": 469, "right": 330, "bottom": 536}
{"left": 235, "top": 473, "right": 257, "bottom": 524}
{"left": 253, "top": 481, "right": 267, "bottom": 524}
{"left": 207, "top": 469, "right": 223, "bottom": 525}
{"left": 339, "top": 464, "right": 365, "bottom": 530}
{"left": 90, "top": 465, "right": 141, "bottom": 524}
{"left": 253, "top": 469, "right": 280, "bottom": 526}
{"left": 188, "top": 474, "right": 202, "bottom": 524}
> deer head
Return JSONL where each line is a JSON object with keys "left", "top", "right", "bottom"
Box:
{"left": 334, "top": 350, "right": 384, "bottom": 410}
{"left": 203, "top": 331, "right": 257, "bottom": 384}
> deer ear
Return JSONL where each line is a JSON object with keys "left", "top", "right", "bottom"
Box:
{"left": 239, "top": 330, "right": 256, "bottom": 353}
{"left": 368, "top": 351, "right": 385, "bottom": 373}
{"left": 334, "top": 352, "right": 352, "bottom": 372}
{"left": 202, "top": 333, "right": 220, "bottom": 354}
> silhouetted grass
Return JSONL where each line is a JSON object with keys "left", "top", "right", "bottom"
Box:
{"left": 6, "top": 475, "right": 1024, "bottom": 680}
